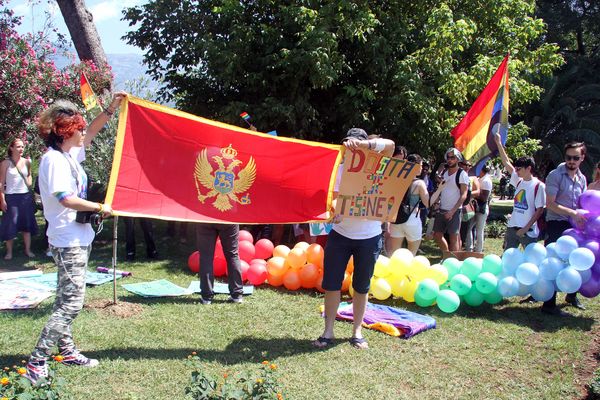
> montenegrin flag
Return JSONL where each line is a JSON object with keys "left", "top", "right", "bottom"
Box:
{"left": 104, "top": 96, "right": 343, "bottom": 224}
{"left": 80, "top": 72, "right": 100, "bottom": 111}
{"left": 452, "top": 55, "right": 509, "bottom": 174}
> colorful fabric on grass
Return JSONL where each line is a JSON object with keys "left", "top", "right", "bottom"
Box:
{"left": 105, "top": 96, "right": 342, "bottom": 224}
{"left": 334, "top": 302, "right": 436, "bottom": 338}
{"left": 451, "top": 56, "right": 509, "bottom": 175}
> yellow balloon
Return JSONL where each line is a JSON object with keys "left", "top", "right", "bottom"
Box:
{"left": 294, "top": 241, "right": 310, "bottom": 251}
{"left": 390, "top": 277, "right": 406, "bottom": 298}
{"left": 373, "top": 255, "right": 391, "bottom": 278}
{"left": 403, "top": 278, "right": 418, "bottom": 303}
{"left": 371, "top": 277, "right": 392, "bottom": 300}
{"left": 389, "top": 256, "right": 410, "bottom": 278}
{"left": 429, "top": 264, "right": 449, "bottom": 285}
{"left": 392, "top": 248, "right": 414, "bottom": 263}
{"left": 413, "top": 255, "right": 431, "bottom": 269}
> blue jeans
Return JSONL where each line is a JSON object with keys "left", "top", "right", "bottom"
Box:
{"left": 322, "top": 230, "right": 382, "bottom": 294}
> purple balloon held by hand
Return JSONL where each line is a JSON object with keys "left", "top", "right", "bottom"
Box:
{"left": 585, "top": 215, "right": 600, "bottom": 239}
{"left": 579, "top": 190, "right": 600, "bottom": 213}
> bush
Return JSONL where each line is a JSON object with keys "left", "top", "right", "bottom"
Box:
{"left": 588, "top": 367, "right": 600, "bottom": 400}
{"left": 0, "top": 358, "right": 67, "bottom": 400}
{"left": 485, "top": 220, "right": 507, "bottom": 239}
{"left": 185, "top": 353, "right": 284, "bottom": 400}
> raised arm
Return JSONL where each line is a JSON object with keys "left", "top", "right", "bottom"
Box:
{"left": 84, "top": 92, "right": 127, "bottom": 147}
{"left": 493, "top": 132, "right": 514, "bottom": 175}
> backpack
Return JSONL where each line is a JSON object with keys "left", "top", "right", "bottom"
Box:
{"left": 455, "top": 170, "right": 472, "bottom": 206}
{"left": 394, "top": 183, "right": 420, "bottom": 224}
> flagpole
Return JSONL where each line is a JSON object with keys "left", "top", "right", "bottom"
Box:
{"left": 112, "top": 216, "right": 118, "bottom": 304}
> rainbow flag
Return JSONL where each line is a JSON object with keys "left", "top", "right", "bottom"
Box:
{"left": 240, "top": 112, "right": 251, "bottom": 121}
{"left": 452, "top": 55, "right": 509, "bottom": 174}
{"left": 80, "top": 72, "right": 100, "bottom": 111}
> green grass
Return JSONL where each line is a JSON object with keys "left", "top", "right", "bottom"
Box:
{"left": 1, "top": 218, "right": 598, "bottom": 399}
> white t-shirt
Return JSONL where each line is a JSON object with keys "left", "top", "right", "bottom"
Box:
{"left": 479, "top": 174, "right": 493, "bottom": 192}
{"left": 440, "top": 169, "right": 470, "bottom": 210}
{"left": 332, "top": 165, "right": 382, "bottom": 240}
{"left": 39, "top": 147, "right": 95, "bottom": 247}
{"left": 508, "top": 172, "right": 546, "bottom": 238}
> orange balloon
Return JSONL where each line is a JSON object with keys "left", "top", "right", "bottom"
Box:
{"left": 267, "top": 270, "right": 284, "bottom": 287}
{"left": 283, "top": 269, "right": 302, "bottom": 291}
{"left": 346, "top": 256, "right": 354, "bottom": 274}
{"left": 294, "top": 241, "right": 310, "bottom": 251}
{"left": 286, "top": 248, "right": 307, "bottom": 270}
{"left": 306, "top": 243, "right": 324, "bottom": 268}
{"left": 273, "top": 245, "right": 291, "bottom": 258}
{"left": 341, "top": 272, "right": 351, "bottom": 292}
{"left": 299, "top": 263, "right": 319, "bottom": 289}
{"left": 266, "top": 257, "right": 287, "bottom": 277}
{"left": 315, "top": 275, "right": 326, "bottom": 293}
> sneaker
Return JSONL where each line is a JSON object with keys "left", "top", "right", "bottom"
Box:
{"left": 59, "top": 349, "right": 99, "bottom": 367}
{"left": 25, "top": 360, "right": 48, "bottom": 384}
{"left": 200, "top": 298, "right": 212, "bottom": 305}
{"left": 227, "top": 296, "right": 243, "bottom": 304}
{"left": 565, "top": 296, "right": 586, "bottom": 310}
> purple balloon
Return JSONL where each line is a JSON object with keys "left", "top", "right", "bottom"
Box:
{"left": 569, "top": 210, "right": 590, "bottom": 231}
{"left": 579, "top": 190, "right": 600, "bottom": 213}
{"left": 583, "top": 239, "right": 600, "bottom": 259}
{"left": 563, "top": 228, "right": 585, "bottom": 244}
{"left": 585, "top": 215, "right": 600, "bottom": 238}
{"left": 579, "top": 274, "right": 600, "bottom": 298}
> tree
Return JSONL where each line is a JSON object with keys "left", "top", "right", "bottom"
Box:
{"left": 123, "top": 0, "right": 562, "bottom": 160}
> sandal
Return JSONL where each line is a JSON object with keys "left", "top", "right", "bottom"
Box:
{"left": 349, "top": 337, "right": 369, "bottom": 349}
{"left": 312, "top": 336, "right": 334, "bottom": 349}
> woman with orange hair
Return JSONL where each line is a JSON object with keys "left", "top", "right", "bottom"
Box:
{"left": 25, "top": 92, "right": 126, "bottom": 384}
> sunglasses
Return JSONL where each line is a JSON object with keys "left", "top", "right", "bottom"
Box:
{"left": 565, "top": 155, "right": 581, "bottom": 161}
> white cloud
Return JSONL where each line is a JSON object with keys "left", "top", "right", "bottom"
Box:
{"left": 89, "top": 1, "right": 120, "bottom": 23}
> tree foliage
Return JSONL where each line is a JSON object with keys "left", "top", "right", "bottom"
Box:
{"left": 123, "top": 0, "right": 562, "bottom": 160}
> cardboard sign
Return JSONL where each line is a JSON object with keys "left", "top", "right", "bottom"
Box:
{"left": 335, "top": 148, "right": 421, "bottom": 222}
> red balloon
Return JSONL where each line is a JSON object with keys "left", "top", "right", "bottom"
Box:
{"left": 214, "top": 256, "right": 227, "bottom": 277}
{"left": 250, "top": 258, "right": 267, "bottom": 266}
{"left": 240, "top": 260, "right": 250, "bottom": 282}
{"left": 215, "top": 239, "right": 224, "bottom": 259}
{"left": 238, "top": 240, "right": 256, "bottom": 263}
{"left": 187, "top": 251, "right": 200, "bottom": 273}
{"left": 238, "top": 230, "right": 254, "bottom": 243}
{"left": 254, "top": 238, "right": 275, "bottom": 260}
{"left": 247, "top": 263, "right": 268, "bottom": 285}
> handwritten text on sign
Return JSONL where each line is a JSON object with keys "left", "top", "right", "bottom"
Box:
{"left": 335, "top": 149, "right": 421, "bottom": 222}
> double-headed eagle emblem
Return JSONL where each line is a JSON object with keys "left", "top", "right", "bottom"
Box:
{"left": 194, "top": 144, "right": 256, "bottom": 212}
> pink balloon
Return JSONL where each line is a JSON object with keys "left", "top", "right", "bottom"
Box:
{"left": 240, "top": 260, "right": 250, "bottom": 282}
{"left": 214, "top": 239, "right": 225, "bottom": 259}
{"left": 214, "top": 256, "right": 227, "bottom": 277}
{"left": 238, "top": 230, "right": 254, "bottom": 243}
{"left": 250, "top": 258, "right": 267, "bottom": 266}
{"left": 247, "top": 263, "right": 267, "bottom": 285}
{"left": 238, "top": 240, "right": 256, "bottom": 263}
{"left": 254, "top": 238, "right": 274, "bottom": 260}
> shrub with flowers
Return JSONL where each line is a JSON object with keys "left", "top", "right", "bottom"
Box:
{"left": 0, "top": 358, "right": 66, "bottom": 400}
{"left": 185, "top": 353, "right": 284, "bottom": 400}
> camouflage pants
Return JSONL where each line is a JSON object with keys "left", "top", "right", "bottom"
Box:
{"left": 30, "top": 245, "right": 91, "bottom": 361}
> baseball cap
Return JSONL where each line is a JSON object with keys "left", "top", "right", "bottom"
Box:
{"left": 445, "top": 147, "right": 464, "bottom": 162}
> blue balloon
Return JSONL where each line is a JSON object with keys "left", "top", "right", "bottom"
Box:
{"left": 502, "top": 248, "right": 524, "bottom": 276}
{"left": 579, "top": 268, "right": 592, "bottom": 284}
{"left": 539, "top": 257, "right": 565, "bottom": 281}
{"left": 555, "top": 235, "right": 579, "bottom": 260}
{"left": 556, "top": 267, "right": 583, "bottom": 293}
{"left": 568, "top": 248, "right": 595, "bottom": 271}
{"left": 545, "top": 242, "right": 558, "bottom": 259}
{"left": 516, "top": 282, "right": 533, "bottom": 296}
{"left": 497, "top": 276, "right": 520, "bottom": 297}
{"left": 524, "top": 242, "right": 547, "bottom": 266}
{"left": 531, "top": 279, "right": 555, "bottom": 302}
{"left": 516, "top": 262, "right": 540, "bottom": 285}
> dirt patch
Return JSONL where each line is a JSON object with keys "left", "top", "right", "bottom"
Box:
{"left": 85, "top": 299, "right": 143, "bottom": 318}
{"left": 577, "top": 322, "right": 600, "bottom": 399}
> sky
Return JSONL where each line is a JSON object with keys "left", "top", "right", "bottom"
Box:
{"left": 11, "top": 0, "right": 145, "bottom": 54}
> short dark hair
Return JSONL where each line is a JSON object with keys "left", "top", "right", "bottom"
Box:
{"left": 406, "top": 153, "right": 422, "bottom": 164}
{"left": 565, "top": 141, "right": 586, "bottom": 156}
{"left": 514, "top": 156, "right": 535, "bottom": 170}
{"left": 394, "top": 145, "right": 407, "bottom": 158}
{"left": 481, "top": 164, "right": 490, "bottom": 173}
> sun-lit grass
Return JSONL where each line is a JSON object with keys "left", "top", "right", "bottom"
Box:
{"left": 0, "top": 217, "right": 598, "bottom": 399}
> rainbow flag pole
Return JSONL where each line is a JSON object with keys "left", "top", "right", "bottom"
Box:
{"left": 80, "top": 71, "right": 102, "bottom": 116}
{"left": 451, "top": 55, "right": 510, "bottom": 175}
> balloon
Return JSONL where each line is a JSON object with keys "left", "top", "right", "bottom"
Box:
{"left": 531, "top": 279, "right": 555, "bottom": 302}
{"left": 415, "top": 290, "right": 436, "bottom": 307}
{"left": 238, "top": 240, "right": 256, "bottom": 263}
{"left": 516, "top": 282, "right": 533, "bottom": 297}
{"left": 273, "top": 245, "right": 291, "bottom": 258}
{"left": 314, "top": 274, "right": 325, "bottom": 293}
{"left": 523, "top": 243, "right": 547, "bottom": 266}
{"left": 579, "top": 190, "right": 600, "bottom": 212}
{"left": 238, "top": 230, "right": 254, "bottom": 243}
{"left": 569, "top": 248, "right": 595, "bottom": 271}
{"left": 392, "top": 248, "right": 414, "bottom": 264}
{"left": 240, "top": 260, "right": 250, "bottom": 282}
{"left": 555, "top": 235, "right": 579, "bottom": 260}
{"left": 371, "top": 277, "right": 392, "bottom": 300}
{"left": 247, "top": 263, "right": 267, "bottom": 285}
{"left": 294, "top": 241, "right": 311, "bottom": 251}
{"left": 373, "top": 256, "right": 391, "bottom": 278}
{"left": 403, "top": 278, "right": 418, "bottom": 303}
{"left": 515, "top": 262, "right": 540, "bottom": 285}
{"left": 578, "top": 268, "right": 592, "bottom": 284}
{"left": 187, "top": 251, "right": 200, "bottom": 273}
{"left": 214, "top": 256, "right": 227, "bottom": 277}
{"left": 266, "top": 257, "right": 287, "bottom": 277}
{"left": 282, "top": 269, "right": 302, "bottom": 290}
{"left": 390, "top": 278, "right": 405, "bottom": 298}
{"left": 539, "top": 257, "right": 565, "bottom": 281}
{"left": 413, "top": 255, "right": 431, "bottom": 269}
{"left": 556, "top": 267, "right": 582, "bottom": 293}
{"left": 545, "top": 242, "right": 559, "bottom": 259}
{"left": 579, "top": 274, "right": 600, "bottom": 298}
{"left": 417, "top": 278, "right": 440, "bottom": 301}
{"left": 484, "top": 290, "right": 503, "bottom": 305}
{"left": 254, "top": 239, "right": 275, "bottom": 260}
{"left": 583, "top": 240, "right": 600, "bottom": 260}
{"left": 341, "top": 272, "right": 352, "bottom": 292}
{"left": 267, "top": 270, "right": 284, "bottom": 287}
{"left": 463, "top": 286, "right": 485, "bottom": 307}
{"left": 442, "top": 258, "right": 461, "bottom": 279}
{"left": 306, "top": 243, "right": 325, "bottom": 267}
{"left": 497, "top": 276, "right": 520, "bottom": 297}
{"left": 429, "top": 264, "right": 449, "bottom": 285}
{"left": 437, "top": 290, "right": 460, "bottom": 313}
{"left": 250, "top": 258, "right": 267, "bottom": 266}
{"left": 482, "top": 254, "right": 502, "bottom": 276}
{"left": 299, "top": 263, "right": 320, "bottom": 289}
{"left": 450, "top": 274, "right": 472, "bottom": 296}
{"left": 286, "top": 248, "right": 307, "bottom": 270}
{"left": 346, "top": 256, "right": 355, "bottom": 274}
{"left": 461, "top": 257, "right": 483, "bottom": 281}
{"left": 475, "top": 272, "right": 498, "bottom": 294}
{"left": 214, "top": 239, "right": 224, "bottom": 259}
{"left": 501, "top": 248, "right": 524, "bottom": 276}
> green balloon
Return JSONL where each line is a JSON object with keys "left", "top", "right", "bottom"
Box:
{"left": 475, "top": 272, "right": 498, "bottom": 294}
{"left": 450, "top": 274, "right": 472, "bottom": 296}
{"left": 442, "top": 257, "right": 461, "bottom": 279}
{"left": 463, "top": 286, "right": 485, "bottom": 307}
{"left": 417, "top": 278, "right": 440, "bottom": 301}
{"left": 460, "top": 257, "right": 483, "bottom": 281}
{"left": 437, "top": 289, "right": 460, "bottom": 313}
{"left": 484, "top": 289, "right": 503, "bottom": 305}
{"left": 482, "top": 254, "right": 502, "bottom": 276}
{"left": 415, "top": 290, "right": 436, "bottom": 307}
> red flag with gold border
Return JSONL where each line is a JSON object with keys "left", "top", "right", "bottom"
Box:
{"left": 105, "top": 96, "right": 342, "bottom": 223}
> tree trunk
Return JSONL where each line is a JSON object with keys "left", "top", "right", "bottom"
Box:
{"left": 56, "top": 0, "right": 112, "bottom": 90}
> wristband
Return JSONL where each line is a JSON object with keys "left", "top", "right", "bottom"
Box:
{"left": 97, "top": 203, "right": 104, "bottom": 213}
{"left": 373, "top": 139, "right": 385, "bottom": 152}
{"left": 103, "top": 108, "right": 114, "bottom": 117}
{"left": 367, "top": 140, "right": 373, "bottom": 150}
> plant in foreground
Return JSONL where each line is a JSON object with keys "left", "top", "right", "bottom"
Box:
{"left": 0, "top": 357, "right": 66, "bottom": 399}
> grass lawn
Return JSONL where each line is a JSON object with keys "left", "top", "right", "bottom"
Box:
{"left": 1, "top": 216, "right": 598, "bottom": 399}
